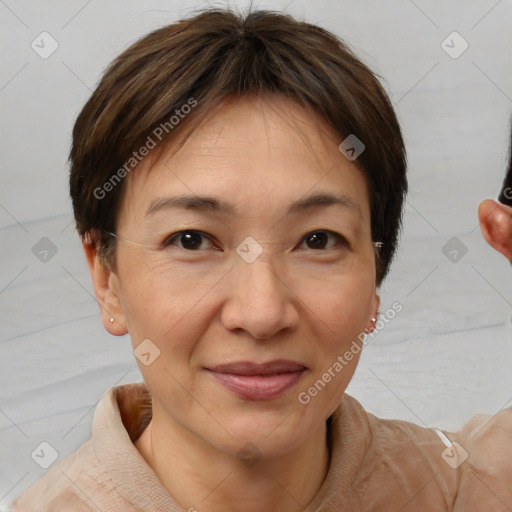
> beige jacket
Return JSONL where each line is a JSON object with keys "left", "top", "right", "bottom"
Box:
{"left": 11, "top": 383, "right": 512, "bottom": 511}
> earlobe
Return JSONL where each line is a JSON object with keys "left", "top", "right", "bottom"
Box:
{"left": 478, "top": 200, "right": 512, "bottom": 262}
{"left": 372, "top": 294, "right": 380, "bottom": 319}
{"left": 365, "top": 293, "right": 380, "bottom": 333}
{"left": 82, "top": 239, "right": 128, "bottom": 336}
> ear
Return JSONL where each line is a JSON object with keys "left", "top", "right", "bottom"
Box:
{"left": 478, "top": 199, "right": 512, "bottom": 261}
{"left": 82, "top": 238, "right": 128, "bottom": 336}
{"left": 365, "top": 293, "right": 380, "bottom": 333}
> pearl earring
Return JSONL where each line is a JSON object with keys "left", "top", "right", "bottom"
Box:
{"left": 109, "top": 317, "right": 114, "bottom": 323}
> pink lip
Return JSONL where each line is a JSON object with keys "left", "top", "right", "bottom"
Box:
{"left": 205, "top": 360, "right": 306, "bottom": 401}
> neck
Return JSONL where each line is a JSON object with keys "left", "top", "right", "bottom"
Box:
{"left": 134, "top": 405, "right": 331, "bottom": 512}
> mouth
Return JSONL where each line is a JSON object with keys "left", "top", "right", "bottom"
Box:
{"left": 204, "top": 360, "right": 307, "bottom": 401}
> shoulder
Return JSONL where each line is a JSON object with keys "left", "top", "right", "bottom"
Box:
{"left": 454, "top": 407, "right": 512, "bottom": 469}
{"left": 11, "top": 384, "right": 149, "bottom": 512}
{"left": 449, "top": 407, "right": 512, "bottom": 511}
{"left": 11, "top": 440, "right": 100, "bottom": 511}
{"left": 11, "top": 439, "right": 138, "bottom": 511}
{"left": 338, "top": 395, "right": 459, "bottom": 509}
{"left": 336, "top": 395, "right": 512, "bottom": 510}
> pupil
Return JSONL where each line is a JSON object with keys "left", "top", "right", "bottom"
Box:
{"left": 182, "top": 232, "right": 201, "bottom": 250}
{"left": 308, "top": 232, "right": 327, "bottom": 249}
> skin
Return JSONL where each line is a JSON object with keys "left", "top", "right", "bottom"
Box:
{"left": 83, "top": 94, "right": 380, "bottom": 512}
{"left": 478, "top": 199, "right": 512, "bottom": 261}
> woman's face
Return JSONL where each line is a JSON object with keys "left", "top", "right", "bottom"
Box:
{"left": 109, "top": 94, "right": 379, "bottom": 458}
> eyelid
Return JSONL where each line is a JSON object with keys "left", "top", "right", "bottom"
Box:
{"left": 299, "top": 230, "right": 350, "bottom": 250}
{"left": 163, "top": 229, "right": 349, "bottom": 252}
{"left": 163, "top": 230, "right": 220, "bottom": 250}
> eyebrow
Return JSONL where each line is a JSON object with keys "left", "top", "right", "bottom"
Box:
{"left": 145, "top": 192, "right": 362, "bottom": 218}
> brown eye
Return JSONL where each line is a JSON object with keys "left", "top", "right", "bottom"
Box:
{"left": 163, "top": 230, "right": 218, "bottom": 251}
{"left": 300, "top": 230, "right": 348, "bottom": 250}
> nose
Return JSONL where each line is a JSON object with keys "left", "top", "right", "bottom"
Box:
{"left": 220, "top": 258, "right": 300, "bottom": 340}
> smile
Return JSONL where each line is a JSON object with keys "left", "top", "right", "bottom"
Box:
{"left": 205, "top": 360, "right": 306, "bottom": 400}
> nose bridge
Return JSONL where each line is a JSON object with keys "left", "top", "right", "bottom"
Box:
{"left": 221, "top": 254, "right": 296, "bottom": 338}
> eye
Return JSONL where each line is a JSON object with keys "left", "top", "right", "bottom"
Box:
{"left": 161, "top": 229, "right": 348, "bottom": 252}
{"left": 162, "top": 230, "right": 220, "bottom": 251}
{"left": 298, "top": 230, "right": 348, "bottom": 250}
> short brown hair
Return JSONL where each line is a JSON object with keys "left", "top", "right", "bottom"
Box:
{"left": 69, "top": 7, "right": 407, "bottom": 286}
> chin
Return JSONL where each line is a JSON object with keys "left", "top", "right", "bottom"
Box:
{"left": 213, "top": 406, "right": 318, "bottom": 457}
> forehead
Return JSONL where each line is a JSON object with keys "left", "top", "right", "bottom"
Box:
{"left": 121, "top": 95, "right": 371, "bottom": 225}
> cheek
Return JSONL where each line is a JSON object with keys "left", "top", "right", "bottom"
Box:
{"left": 117, "top": 253, "right": 222, "bottom": 340}
{"left": 291, "top": 261, "right": 375, "bottom": 338}
{"left": 291, "top": 263, "right": 375, "bottom": 400}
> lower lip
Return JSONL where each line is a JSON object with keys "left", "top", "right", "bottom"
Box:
{"left": 208, "top": 370, "right": 305, "bottom": 400}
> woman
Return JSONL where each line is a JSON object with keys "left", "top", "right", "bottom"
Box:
{"left": 12, "top": 7, "right": 511, "bottom": 512}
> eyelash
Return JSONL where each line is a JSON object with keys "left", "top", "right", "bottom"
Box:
{"left": 161, "top": 230, "right": 349, "bottom": 252}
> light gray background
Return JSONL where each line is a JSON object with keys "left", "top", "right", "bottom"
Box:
{"left": 1, "top": 0, "right": 511, "bottom": 507}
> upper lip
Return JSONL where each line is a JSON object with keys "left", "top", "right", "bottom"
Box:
{"left": 207, "top": 359, "right": 306, "bottom": 375}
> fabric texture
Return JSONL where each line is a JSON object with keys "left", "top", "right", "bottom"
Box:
{"left": 11, "top": 382, "right": 512, "bottom": 512}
